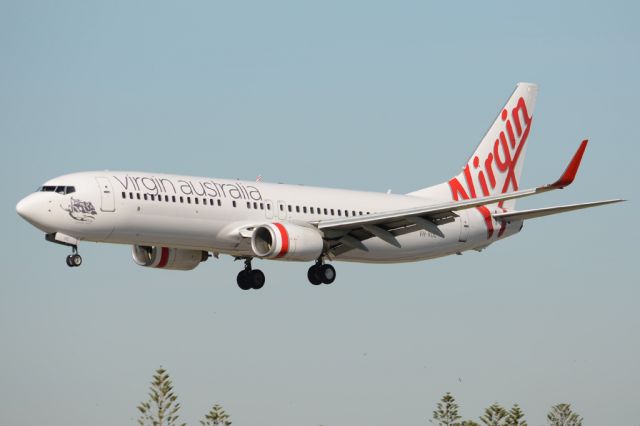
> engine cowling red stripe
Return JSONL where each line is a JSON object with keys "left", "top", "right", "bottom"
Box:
{"left": 157, "top": 247, "right": 170, "bottom": 268}
{"left": 273, "top": 223, "right": 289, "bottom": 258}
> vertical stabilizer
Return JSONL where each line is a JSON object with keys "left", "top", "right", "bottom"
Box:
{"left": 448, "top": 83, "right": 538, "bottom": 210}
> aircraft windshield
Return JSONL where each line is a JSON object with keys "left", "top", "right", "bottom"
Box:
{"left": 38, "top": 185, "right": 76, "bottom": 194}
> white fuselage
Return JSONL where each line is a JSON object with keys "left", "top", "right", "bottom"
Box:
{"left": 16, "top": 171, "right": 522, "bottom": 264}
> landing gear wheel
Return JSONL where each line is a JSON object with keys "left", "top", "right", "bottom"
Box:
{"left": 237, "top": 270, "right": 251, "bottom": 290}
{"left": 307, "top": 265, "right": 322, "bottom": 285}
{"left": 66, "top": 255, "right": 74, "bottom": 267}
{"left": 71, "top": 254, "right": 82, "bottom": 267}
{"left": 319, "top": 264, "right": 336, "bottom": 284}
{"left": 249, "top": 270, "right": 265, "bottom": 289}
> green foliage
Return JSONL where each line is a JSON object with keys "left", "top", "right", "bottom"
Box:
{"left": 137, "top": 367, "right": 186, "bottom": 426}
{"left": 547, "top": 404, "right": 583, "bottom": 426}
{"left": 432, "top": 392, "right": 462, "bottom": 426}
{"left": 505, "top": 404, "right": 527, "bottom": 426}
{"left": 479, "top": 403, "right": 508, "bottom": 426}
{"left": 461, "top": 421, "right": 481, "bottom": 426}
{"left": 200, "top": 404, "right": 232, "bottom": 426}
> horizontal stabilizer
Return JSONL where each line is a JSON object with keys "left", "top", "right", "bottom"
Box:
{"left": 492, "top": 199, "right": 625, "bottom": 221}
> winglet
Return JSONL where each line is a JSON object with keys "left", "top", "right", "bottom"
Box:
{"left": 550, "top": 139, "right": 588, "bottom": 188}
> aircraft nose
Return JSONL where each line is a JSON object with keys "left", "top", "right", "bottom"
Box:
{"left": 16, "top": 196, "right": 33, "bottom": 220}
{"left": 16, "top": 192, "right": 58, "bottom": 233}
{"left": 16, "top": 193, "right": 44, "bottom": 227}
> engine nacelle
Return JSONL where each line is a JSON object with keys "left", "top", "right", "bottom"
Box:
{"left": 251, "top": 222, "right": 323, "bottom": 261}
{"left": 131, "top": 245, "right": 208, "bottom": 271}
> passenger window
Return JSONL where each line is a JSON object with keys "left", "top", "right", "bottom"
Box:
{"left": 187, "top": 197, "right": 191, "bottom": 204}
{"left": 338, "top": 210, "right": 342, "bottom": 216}
{"left": 247, "top": 202, "right": 251, "bottom": 209}
{"left": 209, "top": 199, "right": 214, "bottom": 206}
{"left": 352, "top": 210, "right": 356, "bottom": 216}
{"left": 260, "top": 203, "right": 264, "bottom": 210}
{"left": 195, "top": 198, "right": 199, "bottom": 205}
{"left": 359, "top": 211, "right": 363, "bottom": 216}
{"left": 150, "top": 194, "right": 155, "bottom": 201}
{"left": 267, "top": 204, "right": 271, "bottom": 210}
{"left": 165, "top": 195, "right": 169, "bottom": 202}
{"left": 296, "top": 206, "right": 300, "bottom": 213}
{"left": 345, "top": 210, "right": 349, "bottom": 217}
{"left": 122, "top": 192, "right": 126, "bottom": 199}
{"left": 180, "top": 196, "right": 184, "bottom": 203}
{"left": 330, "top": 209, "right": 335, "bottom": 215}
{"left": 232, "top": 200, "right": 236, "bottom": 208}
{"left": 217, "top": 200, "right": 222, "bottom": 206}
{"left": 171, "top": 196, "right": 176, "bottom": 202}
{"left": 324, "top": 208, "right": 328, "bottom": 215}
{"left": 129, "top": 192, "right": 133, "bottom": 199}
{"left": 303, "top": 206, "right": 307, "bottom": 213}
{"left": 288, "top": 205, "right": 292, "bottom": 212}
{"left": 310, "top": 207, "right": 314, "bottom": 214}
{"left": 253, "top": 202, "right": 258, "bottom": 209}
{"left": 137, "top": 193, "right": 141, "bottom": 200}
{"left": 144, "top": 194, "right": 148, "bottom": 200}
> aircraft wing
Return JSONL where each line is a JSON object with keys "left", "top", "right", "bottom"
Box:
{"left": 315, "top": 140, "right": 616, "bottom": 254}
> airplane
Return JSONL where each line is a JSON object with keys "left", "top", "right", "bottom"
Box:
{"left": 15, "top": 83, "right": 624, "bottom": 290}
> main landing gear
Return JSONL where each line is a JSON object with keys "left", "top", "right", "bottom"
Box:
{"left": 65, "top": 246, "right": 82, "bottom": 268}
{"left": 235, "top": 257, "right": 337, "bottom": 290}
{"left": 307, "top": 259, "right": 336, "bottom": 286}
{"left": 236, "top": 258, "right": 265, "bottom": 290}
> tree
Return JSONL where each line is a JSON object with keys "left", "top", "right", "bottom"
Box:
{"left": 547, "top": 404, "right": 583, "bottom": 426}
{"left": 505, "top": 404, "right": 527, "bottom": 426}
{"left": 432, "top": 392, "right": 462, "bottom": 426}
{"left": 461, "top": 421, "right": 481, "bottom": 426}
{"left": 137, "top": 367, "right": 186, "bottom": 426}
{"left": 479, "top": 403, "right": 508, "bottom": 426}
{"left": 200, "top": 404, "right": 232, "bottom": 426}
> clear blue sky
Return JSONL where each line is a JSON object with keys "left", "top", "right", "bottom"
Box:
{"left": 1, "top": 1, "right": 638, "bottom": 425}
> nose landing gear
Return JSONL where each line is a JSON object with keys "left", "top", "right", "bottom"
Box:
{"left": 66, "top": 246, "right": 82, "bottom": 268}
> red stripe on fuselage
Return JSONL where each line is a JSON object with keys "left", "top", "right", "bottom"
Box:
{"left": 476, "top": 205, "right": 494, "bottom": 239}
{"left": 273, "top": 223, "right": 289, "bottom": 258}
{"left": 497, "top": 207, "right": 508, "bottom": 237}
{"left": 157, "top": 247, "right": 170, "bottom": 268}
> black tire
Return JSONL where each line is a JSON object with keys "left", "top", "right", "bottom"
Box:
{"left": 307, "top": 265, "right": 322, "bottom": 285}
{"left": 250, "top": 269, "right": 265, "bottom": 289}
{"left": 236, "top": 270, "right": 251, "bottom": 290}
{"left": 71, "top": 254, "right": 82, "bottom": 267}
{"left": 66, "top": 255, "right": 74, "bottom": 267}
{"left": 320, "top": 264, "right": 336, "bottom": 284}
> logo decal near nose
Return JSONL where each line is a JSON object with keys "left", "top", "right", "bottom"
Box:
{"left": 61, "top": 198, "right": 98, "bottom": 222}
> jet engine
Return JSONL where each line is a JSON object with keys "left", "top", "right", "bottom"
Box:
{"left": 132, "top": 245, "right": 208, "bottom": 270}
{"left": 251, "top": 222, "right": 324, "bottom": 261}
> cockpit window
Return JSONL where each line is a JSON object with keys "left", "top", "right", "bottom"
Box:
{"left": 39, "top": 185, "right": 75, "bottom": 194}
